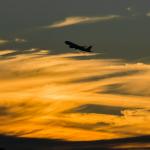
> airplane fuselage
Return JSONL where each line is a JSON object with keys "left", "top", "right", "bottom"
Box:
{"left": 65, "top": 41, "right": 92, "bottom": 52}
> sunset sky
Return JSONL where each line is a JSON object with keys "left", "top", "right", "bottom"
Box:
{"left": 0, "top": 0, "right": 150, "bottom": 149}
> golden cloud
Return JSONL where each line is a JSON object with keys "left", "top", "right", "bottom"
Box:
{"left": 45, "top": 15, "right": 120, "bottom": 28}
{"left": 0, "top": 51, "right": 150, "bottom": 141}
{"left": 0, "top": 39, "right": 8, "bottom": 45}
{"left": 0, "top": 50, "right": 16, "bottom": 56}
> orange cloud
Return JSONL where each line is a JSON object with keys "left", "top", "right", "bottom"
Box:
{"left": 0, "top": 51, "right": 150, "bottom": 141}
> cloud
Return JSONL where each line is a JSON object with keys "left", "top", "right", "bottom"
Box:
{"left": 14, "top": 38, "right": 26, "bottom": 43}
{"left": 0, "top": 39, "right": 8, "bottom": 45}
{"left": 0, "top": 50, "right": 16, "bottom": 56}
{"left": 146, "top": 12, "right": 150, "bottom": 17}
{"left": 126, "top": 7, "right": 132, "bottom": 12}
{"left": 64, "top": 104, "right": 127, "bottom": 116}
{"left": 0, "top": 38, "right": 26, "bottom": 46}
{"left": 0, "top": 51, "right": 150, "bottom": 141}
{"left": 45, "top": 15, "right": 120, "bottom": 28}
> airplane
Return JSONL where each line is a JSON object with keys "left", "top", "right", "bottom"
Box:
{"left": 65, "top": 41, "right": 93, "bottom": 52}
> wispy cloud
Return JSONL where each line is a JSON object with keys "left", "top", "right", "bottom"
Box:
{"left": 0, "top": 39, "right": 8, "bottom": 45}
{"left": 44, "top": 15, "right": 120, "bottom": 28}
{"left": 0, "top": 50, "right": 16, "bottom": 56}
{"left": 0, "top": 38, "right": 26, "bottom": 46}
{"left": 14, "top": 38, "right": 26, "bottom": 43}
{"left": 0, "top": 51, "right": 150, "bottom": 141}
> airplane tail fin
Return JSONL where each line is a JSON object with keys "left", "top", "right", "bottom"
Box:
{"left": 86, "top": 46, "right": 92, "bottom": 52}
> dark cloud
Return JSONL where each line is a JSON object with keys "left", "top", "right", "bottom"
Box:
{"left": 0, "top": 134, "right": 150, "bottom": 150}
{"left": 64, "top": 104, "right": 127, "bottom": 116}
{"left": 0, "top": 106, "right": 10, "bottom": 116}
{"left": 103, "top": 83, "right": 150, "bottom": 97}
{"left": 71, "top": 70, "right": 141, "bottom": 84}
{"left": 46, "top": 119, "right": 110, "bottom": 131}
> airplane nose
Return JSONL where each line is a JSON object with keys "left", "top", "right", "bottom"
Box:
{"left": 65, "top": 41, "right": 69, "bottom": 44}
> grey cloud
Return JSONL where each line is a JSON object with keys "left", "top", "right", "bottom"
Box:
{"left": 64, "top": 104, "right": 128, "bottom": 116}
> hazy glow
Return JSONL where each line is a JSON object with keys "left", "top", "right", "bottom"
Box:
{"left": 127, "top": 7, "right": 132, "bottom": 11}
{"left": 0, "top": 51, "right": 150, "bottom": 141}
{"left": 146, "top": 12, "right": 150, "bottom": 16}
{"left": 45, "top": 15, "right": 120, "bottom": 28}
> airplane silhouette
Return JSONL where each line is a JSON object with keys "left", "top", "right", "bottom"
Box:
{"left": 65, "top": 41, "right": 93, "bottom": 52}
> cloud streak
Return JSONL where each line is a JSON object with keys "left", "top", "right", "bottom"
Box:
{"left": 14, "top": 38, "right": 26, "bottom": 43}
{"left": 0, "top": 39, "right": 8, "bottom": 45}
{"left": 0, "top": 38, "right": 26, "bottom": 47}
{"left": 0, "top": 50, "right": 150, "bottom": 141}
{"left": 45, "top": 15, "right": 120, "bottom": 28}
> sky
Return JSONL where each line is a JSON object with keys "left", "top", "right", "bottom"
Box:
{"left": 0, "top": 0, "right": 150, "bottom": 59}
{"left": 0, "top": 0, "right": 150, "bottom": 150}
